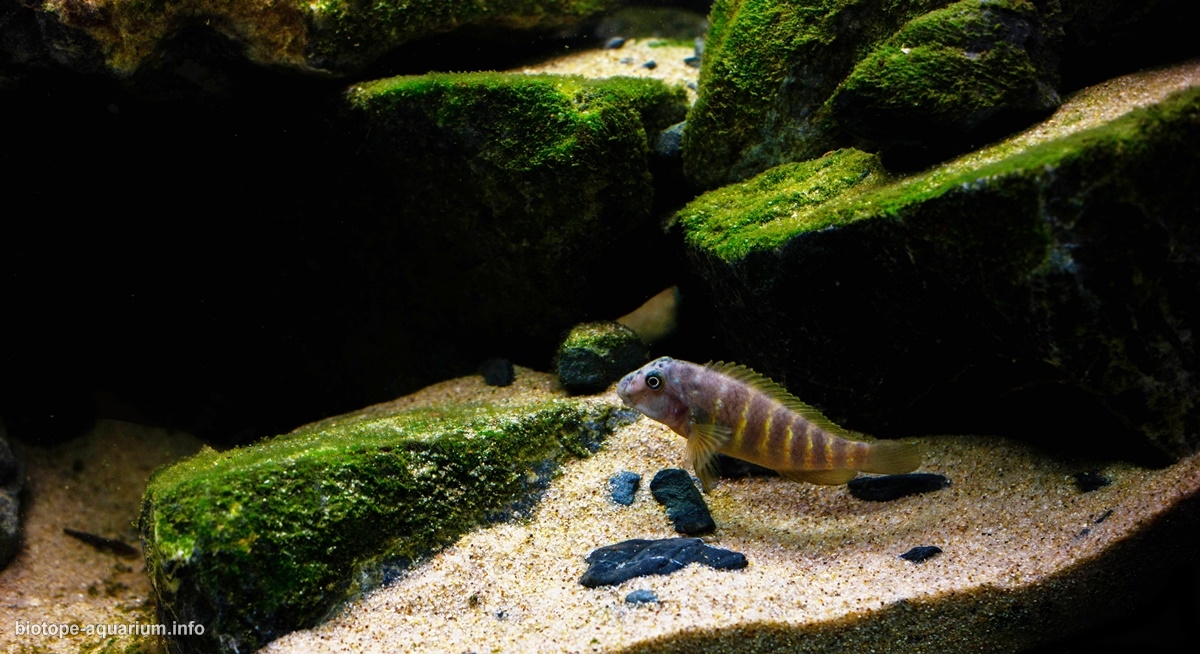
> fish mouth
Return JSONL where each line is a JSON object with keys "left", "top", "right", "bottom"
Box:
{"left": 616, "top": 374, "right": 634, "bottom": 407}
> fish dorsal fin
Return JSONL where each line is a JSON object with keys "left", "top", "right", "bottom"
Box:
{"left": 705, "top": 361, "right": 857, "bottom": 441}
{"left": 687, "top": 422, "right": 731, "bottom": 493}
{"left": 780, "top": 468, "right": 858, "bottom": 485}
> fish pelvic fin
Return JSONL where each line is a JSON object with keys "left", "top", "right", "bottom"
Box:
{"left": 688, "top": 422, "right": 732, "bottom": 493}
{"left": 779, "top": 468, "right": 858, "bottom": 485}
{"left": 861, "top": 439, "right": 922, "bottom": 475}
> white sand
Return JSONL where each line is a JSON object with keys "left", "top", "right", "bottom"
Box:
{"left": 0, "top": 420, "right": 203, "bottom": 653}
{"left": 265, "top": 368, "right": 1200, "bottom": 653}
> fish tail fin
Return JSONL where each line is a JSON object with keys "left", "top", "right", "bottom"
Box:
{"left": 861, "top": 440, "right": 922, "bottom": 475}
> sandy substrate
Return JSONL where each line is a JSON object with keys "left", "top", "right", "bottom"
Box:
{"left": 264, "top": 367, "right": 1200, "bottom": 654}
{"left": 0, "top": 421, "right": 203, "bottom": 653}
{"left": 513, "top": 39, "right": 700, "bottom": 104}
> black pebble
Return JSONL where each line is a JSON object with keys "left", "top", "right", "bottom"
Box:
{"left": 609, "top": 471, "right": 641, "bottom": 506}
{"left": 900, "top": 545, "right": 942, "bottom": 563}
{"left": 580, "top": 537, "right": 747, "bottom": 587}
{"left": 650, "top": 468, "right": 715, "bottom": 535}
{"left": 479, "top": 358, "right": 514, "bottom": 387}
{"left": 683, "top": 56, "right": 701, "bottom": 68}
{"left": 604, "top": 36, "right": 626, "bottom": 49}
{"left": 625, "top": 589, "right": 658, "bottom": 605}
{"left": 847, "top": 473, "right": 950, "bottom": 501}
{"left": 1073, "top": 470, "right": 1111, "bottom": 493}
{"left": 641, "top": 60, "right": 658, "bottom": 70}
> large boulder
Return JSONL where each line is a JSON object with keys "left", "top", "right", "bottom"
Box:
{"left": 683, "top": 0, "right": 1198, "bottom": 188}
{"left": 139, "top": 371, "right": 630, "bottom": 653}
{"left": 675, "top": 61, "right": 1200, "bottom": 460}
{"left": 339, "top": 71, "right": 686, "bottom": 363}
{"left": 0, "top": 0, "right": 622, "bottom": 77}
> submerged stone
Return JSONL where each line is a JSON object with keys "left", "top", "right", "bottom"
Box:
{"left": 677, "top": 63, "right": 1200, "bottom": 460}
{"left": 608, "top": 470, "right": 641, "bottom": 506}
{"left": 342, "top": 73, "right": 686, "bottom": 378}
{"left": 556, "top": 322, "right": 649, "bottom": 395}
{"left": 579, "top": 537, "right": 747, "bottom": 587}
{"left": 900, "top": 545, "right": 943, "bottom": 563}
{"left": 8, "top": 0, "right": 622, "bottom": 77}
{"left": 625, "top": 589, "right": 659, "bottom": 605}
{"left": 848, "top": 473, "right": 951, "bottom": 501}
{"left": 140, "top": 395, "right": 625, "bottom": 653}
{"left": 684, "top": 0, "right": 1196, "bottom": 187}
{"left": 650, "top": 468, "right": 715, "bottom": 535}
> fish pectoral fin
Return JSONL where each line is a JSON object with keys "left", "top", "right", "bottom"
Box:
{"left": 687, "top": 423, "right": 731, "bottom": 493}
{"left": 779, "top": 468, "right": 858, "bottom": 485}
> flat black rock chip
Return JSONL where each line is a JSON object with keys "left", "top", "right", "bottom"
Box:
{"left": 847, "top": 473, "right": 950, "bottom": 501}
{"left": 900, "top": 546, "right": 943, "bottom": 563}
{"left": 1073, "top": 470, "right": 1111, "bottom": 493}
{"left": 580, "top": 537, "right": 747, "bottom": 587}
{"left": 609, "top": 470, "right": 641, "bottom": 506}
{"left": 650, "top": 468, "right": 715, "bottom": 534}
{"left": 625, "top": 589, "right": 658, "bottom": 605}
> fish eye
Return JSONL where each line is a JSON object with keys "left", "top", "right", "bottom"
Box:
{"left": 645, "top": 371, "right": 663, "bottom": 390}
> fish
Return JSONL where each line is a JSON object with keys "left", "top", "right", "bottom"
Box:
{"left": 616, "top": 357, "right": 921, "bottom": 491}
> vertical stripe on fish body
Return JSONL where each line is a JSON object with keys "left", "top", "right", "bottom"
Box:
{"left": 616, "top": 357, "right": 921, "bottom": 491}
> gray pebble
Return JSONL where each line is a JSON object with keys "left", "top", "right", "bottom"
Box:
{"left": 608, "top": 471, "right": 641, "bottom": 506}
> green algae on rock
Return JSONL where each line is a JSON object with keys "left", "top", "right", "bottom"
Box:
{"left": 340, "top": 72, "right": 687, "bottom": 360}
{"left": 828, "top": 0, "right": 1061, "bottom": 159}
{"left": 677, "top": 63, "right": 1200, "bottom": 460}
{"left": 140, "top": 395, "right": 628, "bottom": 653}
{"left": 683, "top": 0, "right": 1194, "bottom": 188}
{"left": 33, "top": 0, "right": 617, "bottom": 76}
{"left": 556, "top": 321, "right": 649, "bottom": 395}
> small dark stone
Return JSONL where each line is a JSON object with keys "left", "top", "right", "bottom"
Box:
{"left": 625, "top": 589, "right": 659, "bottom": 605}
{"left": 641, "top": 60, "right": 658, "bottom": 70}
{"left": 684, "top": 56, "right": 701, "bottom": 68}
{"left": 556, "top": 321, "right": 649, "bottom": 395}
{"left": 1093, "top": 508, "right": 1113, "bottom": 524}
{"left": 899, "top": 546, "right": 942, "bottom": 563}
{"left": 716, "top": 453, "right": 777, "bottom": 479}
{"left": 609, "top": 470, "right": 641, "bottom": 506}
{"left": 580, "top": 537, "right": 747, "bottom": 587}
{"left": 1073, "top": 470, "right": 1111, "bottom": 493}
{"left": 847, "top": 473, "right": 950, "bottom": 501}
{"left": 654, "top": 121, "right": 685, "bottom": 161}
{"left": 604, "top": 36, "right": 627, "bottom": 49}
{"left": 650, "top": 468, "right": 715, "bottom": 535}
{"left": 479, "top": 358, "right": 515, "bottom": 387}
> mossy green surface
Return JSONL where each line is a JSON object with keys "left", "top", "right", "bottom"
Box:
{"left": 556, "top": 321, "right": 649, "bottom": 395}
{"left": 140, "top": 397, "right": 627, "bottom": 653}
{"left": 683, "top": 0, "right": 1191, "bottom": 188}
{"left": 678, "top": 84, "right": 1200, "bottom": 458}
{"left": 50, "top": 0, "right": 615, "bottom": 75}
{"left": 683, "top": 0, "right": 952, "bottom": 188}
{"left": 339, "top": 72, "right": 687, "bottom": 354}
{"left": 828, "top": 0, "right": 1059, "bottom": 145}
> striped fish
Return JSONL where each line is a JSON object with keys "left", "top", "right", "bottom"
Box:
{"left": 616, "top": 357, "right": 921, "bottom": 491}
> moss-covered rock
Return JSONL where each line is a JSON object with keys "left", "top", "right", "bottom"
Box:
{"left": 683, "top": 0, "right": 1195, "bottom": 188}
{"left": 16, "top": 0, "right": 617, "bottom": 76}
{"left": 828, "top": 0, "right": 1060, "bottom": 160}
{"left": 676, "top": 68, "right": 1200, "bottom": 460}
{"left": 339, "top": 72, "right": 686, "bottom": 361}
{"left": 556, "top": 321, "right": 649, "bottom": 394}
{"left": 140, "top": 388, "right": 629, "bottom": 653}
